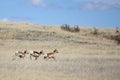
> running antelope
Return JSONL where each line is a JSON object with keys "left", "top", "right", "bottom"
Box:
{"left": 44, "top": 49, "right": 59, "bottom": 61}
{"left": 13, "top": 50, "right": 29, "bottom": 60}
{"left": 29, "top": 50, "right": 44, "bottom": 60}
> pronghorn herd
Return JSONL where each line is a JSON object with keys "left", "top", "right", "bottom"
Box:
{"left": 13, "top": 49, "right": 59, "bottom": 61}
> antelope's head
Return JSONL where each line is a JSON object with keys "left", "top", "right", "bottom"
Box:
{"left": 40, "top": 50, "right": 45, "bottom": 55}
{"left": 54, "top": 49, "right": 59, "bottom": 53}
{"left": 24, "top": 49, "right": 29, "bottom": 54}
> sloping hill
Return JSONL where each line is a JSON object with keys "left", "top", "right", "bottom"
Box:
{"left": 0, "top": 21, "right": 116, "bottom": 44}
{"left": 0, "top": 21, "right": 120, "bottom": 80}
{"left": 0, "top": 21, "right": 119, "bottom": 54}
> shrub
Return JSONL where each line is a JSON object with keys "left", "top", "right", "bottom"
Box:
{"left": 111, "top": 34, "right": 120, "bottom": 45}
{"left": 61, "top": 24, "right": 80, "bottom": 32}
{"left": 74, "top": 25, "right": 80, "bottom": 32}
{"left": 110, "top": 27, "right": 120, "bottom": 44}
{"left": 92, "top": 27, "right": 99, "bottom": 35}
{"left": 115, "top": 27, "right": 120, "bottom": 33}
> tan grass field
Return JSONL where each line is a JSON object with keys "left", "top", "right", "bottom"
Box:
{"left": 0, "top": 21, "right": 120, "bottom": 80}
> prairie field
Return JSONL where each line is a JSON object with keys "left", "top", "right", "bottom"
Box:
{"left": 0, "top": 21, "right": 120, "bottom": 80}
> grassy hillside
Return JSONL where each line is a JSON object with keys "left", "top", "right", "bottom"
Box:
{"left": 0, "top": 21, "right": 120, "bottom": 80}
{"left": 0, "top": 21, "right": 119, "bottom": 54}
{"left": 0, "top": 21, "right": 119, "bottom": 42}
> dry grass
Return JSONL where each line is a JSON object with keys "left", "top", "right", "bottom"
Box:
{"left": 0, "top": 53, "right": 120, "bottom": 80}
{"left": 0, "top": 33, "right": 15, "bottom": 40}
{"left": 0, "top": 21, "right": 120, "bottom": 80}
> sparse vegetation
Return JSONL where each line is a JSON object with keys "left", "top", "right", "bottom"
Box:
{"left": 86, "top": 27, "right": 120, "bottom": 45}
{"left": 0, "top": 22, "right": 120, "bottom": 80}
{"left": 111, "top": 27, "right": 120, "bottom": 44}
{"left": 61, "top": 24, "right": 80, "bottom": 32}
{"left": 114, "top": 34, "right": 120, "bottom": 44}
{"left": 0, "top": 28, "right": 15, "bottom": 39}
{"left": 115, "top": 27, "right": 119, "bottom": 33}
{"left": 91, "top": 27, "right": 99, "bottom": 35}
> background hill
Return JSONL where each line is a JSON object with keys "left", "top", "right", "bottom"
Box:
{"left": 0, "top": 21, "right": 120, "bottom": 80}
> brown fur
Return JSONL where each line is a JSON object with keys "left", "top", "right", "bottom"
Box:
{"left": 47, "top": 49, "right": 58, "bottom": 56}
{"left": 33, "top": 50, "right": 43, "bottom": 56}
{"left": 14, "top": 50, "right": 28, "bottom": 59}
{"left": 17, "top": 50, "right": 27, "bottom": 56}
{"left": 30, "top": 50, "right": 44, "bottom": 60}
{"left": 44, "top": 49, "right": 59, "bottom": 60}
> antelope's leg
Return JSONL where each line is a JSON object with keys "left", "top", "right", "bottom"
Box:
{"left": 35, "top": 56, "right": 38, "bottom": 60}
{"left": 51, "top": 56, "right": 56, "bottom": 61}
{"left": 30, "top": 54, "right": 32, "bottom": 60}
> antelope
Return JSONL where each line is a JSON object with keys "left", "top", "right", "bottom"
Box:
{"left": 13, "top": 50, "right": 29, "bottom": 60}
{"left": 44, "top": 49, "right": 59, "bottom": 61}
{"left": 29, "top": 50, "right": 44, "bottom": 60}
